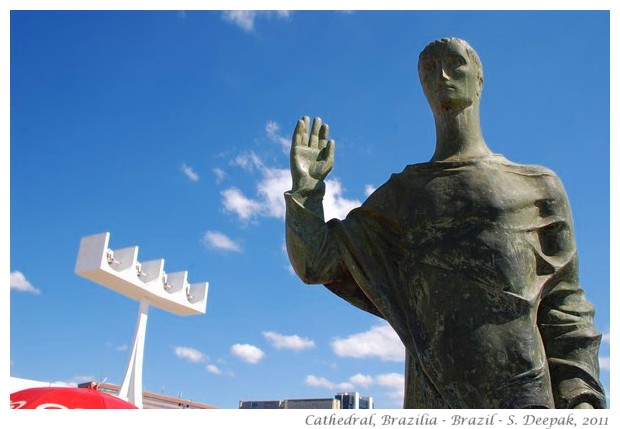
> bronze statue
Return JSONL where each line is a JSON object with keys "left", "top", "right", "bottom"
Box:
{"left": 284, "top": 37, "right": 606, "bottom": 409}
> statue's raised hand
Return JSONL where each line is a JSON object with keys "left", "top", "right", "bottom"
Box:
{"left": 290, "top": 116, "right": 335, "bottom": 192}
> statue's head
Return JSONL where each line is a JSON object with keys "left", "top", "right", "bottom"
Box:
{"left": 418, "top": 38, "right": 484, "bottom": 113}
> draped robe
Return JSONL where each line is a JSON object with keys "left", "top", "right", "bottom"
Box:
{"left": 285, "top": 154, "right": 606, "bottom": 409}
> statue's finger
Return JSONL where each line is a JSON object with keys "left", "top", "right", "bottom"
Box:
{"left": 318, "top": 124, "right": 330, "bottom": 149}
{"left": 293, "top": 119, "right": 305, "bottom": 147}
{"left": 325, "top": 139, "right": 335, "bottom": 165}
{"left": 309, "top": 117, "right": 322, "bottom": 148}
{"left": 301, "top": 116, "right": 310, "bottom": 145}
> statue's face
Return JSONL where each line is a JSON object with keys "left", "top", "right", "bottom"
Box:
{"left": 418, "top": 40, "right": 481, "bottom": 113}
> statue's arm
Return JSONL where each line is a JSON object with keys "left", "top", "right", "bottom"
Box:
{"left": 285, "top": 116, "right": 347, "bottom": 284}
{"left": 285, "top": 191, "right": 348, "bottom": 284}
{"left": 536, "top": 175, "right": 606, "bottom": 409}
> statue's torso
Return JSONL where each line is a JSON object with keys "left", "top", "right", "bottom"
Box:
{"left": 348, "top": 155, "right": 568, "bottom": 407}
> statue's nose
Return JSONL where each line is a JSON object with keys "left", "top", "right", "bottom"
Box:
{"left": 440, "top": 65, "right": 450, "bottom": 81}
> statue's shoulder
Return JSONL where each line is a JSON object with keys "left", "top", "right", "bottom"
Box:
{"left": 493, "top": 155, "right": 563, "bottom": 184}
{"left": 491, "top": 155, "right": 570, "bottom": 201}
{"left": 491, "top": 155, "right": 558, "bottom": 177}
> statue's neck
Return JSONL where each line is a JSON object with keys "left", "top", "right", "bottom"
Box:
{"left": 430, "top": 104, "right": 491, "bottom": 162}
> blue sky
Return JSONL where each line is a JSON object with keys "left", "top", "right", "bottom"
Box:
{"left": 7, "top": 7, "right": 613, "bottom": 412}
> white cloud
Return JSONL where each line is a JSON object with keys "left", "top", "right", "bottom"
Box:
{"left": 602, "top": 331, "right": 610, "bottom": 344}
{"left": 263, "top": 331, "right": 315, "bottom": 351}
{"left": 221, "top": 188, "right": 264, "bottom": 222}
{"left": 364, "top": 184, "right": 377, "bottom": 197}
{"left": 221, "top": 154, "right": 290, "bottom": 222}
{"left": 600, "top": 356, "right": 610, "bottom": 371}
{"left": 266, "top": 120, "right": 290, "bottom": 152}
{"left": 232, "top": 151, "right": 263, "bottom": 171}
{"left": 181, "top": 163, "right": 199, "bottom": 182}
{"left": 10, "top": 271, "right": 41, "bottom": 294}
{"left": 222, "top": 11, "right": 290, "bottom": 33}
{"left": 305, "top": 371, "right": 404, "bottom": 405}
{"left": 206, "top": 364, "right": 222, "bottom": 375}
{"left": 72, "top": 375, "right": 98, "bottom": 385}
{"left": 348, "top": 373, "right": 374, "bottom": 388}
{"left": 222, "top": 11, "right": 257, "bottom": 32}
{"left": 323, "top": 179, "right": 362, "bottom": 220}
{"left": 231, "top": 343, "right": 265, "bottom": 364}
{"left": 174, "top": 346, "right": 206, "bottom": 363}
{"left": 53, "top": 375, "right": 99, "bottom": 387}
{"left": 304, "top": 375, "right": 332, "bottom": 388}
{"left": 331, "top": 323, "right": 405, "bottom": 362}
{"left": 375, "top": 373, "right": 405, "bottom": 404}
{"left": 105, "top": 341, "right": 127, "bottom": 352}
{"left": 202, "top": 230, "right": 242, "bottom": 253}
{"left": 52, "top": 381, "right": 77, "bottom": 387}
{"left": 304, "top": 375, "right": 353, "bottom": 391}
{"left": 375, "top": 372, "right": 405, "bottom": 389}
{"left": 256, "top": 167, "right": 290, "bottom": 218}
{"left": 213, "top": 167, "right": 226, "bottom": 183}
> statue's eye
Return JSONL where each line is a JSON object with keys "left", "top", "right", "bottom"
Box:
{"left": 445, "top": 55, "right": 466, "bottom": 70}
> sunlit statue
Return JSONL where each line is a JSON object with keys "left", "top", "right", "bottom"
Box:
{"left": 284, "top": 37, "right": 606, "bottom": 409}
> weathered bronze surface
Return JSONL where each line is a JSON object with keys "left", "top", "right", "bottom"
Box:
{"left": 285, "top": 38, "right": 606, "bottom": 409}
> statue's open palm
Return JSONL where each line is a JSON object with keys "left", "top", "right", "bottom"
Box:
{"left": 290, "top": 116, "right": 335, "bottom": 190}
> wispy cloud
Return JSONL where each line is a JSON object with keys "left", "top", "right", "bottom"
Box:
{"left": 263, "top": 331, "right": 315, "bottom": 351}
{"left": 364, "top": 184, "right": 377, "bottom": 197}
{"left": 232, "top": 151, "right": 263, "bottom": 171}
{"left": 202, "top": 230, "right": 242, "bottom": 253}
{"left": 10, "top": 271, "right": 41, "bottom": 294}
{"left": 206, "top": 364, "right": 222, "bottom": 375}
{"left": 174, "top": 346, "right": 206, "bottom": 363}
{"left": 600, "top": 356, "right": 610, "bottom": 371}
{"left": 375, "top": 373, "right": 405, "bottom": 390}
{"left": 602, "top": 331, "right": 610, "bottom": 344}
{"left": 375, "top": 373, "right": 405, "bottom": 404}
{"left": 221, "top": 187, "right": 264, "bottom": 222}
{"left": 221, "top": 151, "right": 290, "bottom": 222}
{"left": 231, "top": 343, "right": 265, "bottom": 364}
{"left": 213, "top": 167, "right": 226, "bottom": 184}
{"left": 348, "top": 373, "right": 374, "bottom": 388}
{"left": 304, "top": 375, "right": 353, "bottom": 390}
{"left": 305, "top": 371, "right": 404, "bottom": 405}
{"left": 222, "top": 11, "right": 290, "bottom": 33}
{"left": 181, "top": 163, "right": 199, "bottom": 182}
{"left": 106, "top": 341, "right": 128, "bottom": 352}
{"left": 73, "top": 375, "right": 99, "bottom": 385}
{"left": 266, "top": 120, "right": 290, "bottom": 153}
{"left": 331, "top": 323, "right": 405, "bottom": 362}
{"left": 206, "top": 363, "right": 235, "bottom": 377}
{"left": 323, "top": 179, "right": 362, "bottom": 220}
{"left": 52, "top": 375, "right": 100, "bottom": 387}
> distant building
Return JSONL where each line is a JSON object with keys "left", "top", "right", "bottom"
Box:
{"left": 239, "top": 392, "right": 373, "bottom": 409}
{"left": 336, "top": 392, "right": 374, "bottom": 409}
{"left": 238, "top": 400, "right": 284, "bottom": 409}
{"left": 284, "top": 398, "right": 340, "bottom": 409}
{"left": 359, "top": 396, "right": 374, "bottom": 409}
